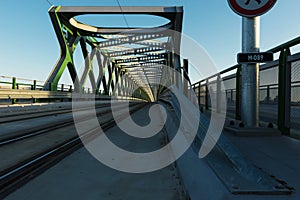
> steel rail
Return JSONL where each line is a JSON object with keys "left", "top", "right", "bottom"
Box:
{"left": 0, "top": 102, "right": 141, "bottom": 146}
{"left": 0, "top": 103, "right": 111, "bottom": 124}
{"left": 0, "top": 103, "right": 145, "bottom": 198}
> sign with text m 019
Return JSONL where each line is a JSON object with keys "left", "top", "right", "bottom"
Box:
{"left": 237, "top": 52, "right": 273, "bottom": 64}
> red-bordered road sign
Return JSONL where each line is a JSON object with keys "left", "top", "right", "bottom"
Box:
{"left": 228, "top": 0, "right": 277, "bottom": 17}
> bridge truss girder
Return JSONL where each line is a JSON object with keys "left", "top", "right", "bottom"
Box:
{"left": 44, "top": 6, "right": 183, "bottom": 101}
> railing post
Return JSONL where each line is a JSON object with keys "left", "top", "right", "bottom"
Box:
{"left": 266, "top": 85, "right": 270, "bottom": 104}
{"left": 216, "top": 75, "right": 221, "bottom": 113}
{"left": 12, "top": 77, "right": 17, "bottom": 89}
{"left": 12, "top": 77, "right": 17, "bottom": 104}
{"left": 33, "top": 80, "right": 37, "bottom": 90}
{"left": 205, "top": 79, "right": 209, "bottom": 110}
{"left": 235, "top": 66, "right": 242, "bottom": 120}
{"left": 61, "top": 84, "right": 64, "bottom": 92}
{"left": 226, "top": 90, "right": 229, "bottom": 102}
{"left": 48, "top": 82, "right": 52, "bottom": 92}
{"left": 278, "top": 49, "right": 291, "bottom": 135}
{"left": 69, "top": 86, "right": 72, "bottom": 92}
{"left": 198, "top": 82, "right": 201, "bottom": 108}
{"left": 183, "top": 59, "right": 189, "bottom": 97}
{"left": 32, "top": 80, "right": 37, "bottom": 103}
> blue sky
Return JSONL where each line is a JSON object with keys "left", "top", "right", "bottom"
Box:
{"left": 0, "top": 0, "right": 300, "bottom": 84}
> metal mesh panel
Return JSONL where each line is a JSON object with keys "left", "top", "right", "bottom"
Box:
{"left": 291, "top": 60, "right": 300, "bottom": 83}
{"left": 200, "top": 85, "right": 206, "bottom": 106}
{"left": 193, "top": 86, "right": 199, "bottom": 98}
{"left": 259, "top": 88, "right": 267, "bottom": 103}
{"left": 291, "top": 60, "right": 300, "bottom": 133}
{"left": 259, "top": 66, "right": 279, "bottom": 125}
{"left": 260, "top": 67, "right": 278, "bottom": 86}
{"left": 207, "top": 82, "right": 217, "bottom": 109}
{"left": 260, "top": 88, "right": 267, "bottom": 102}
{"left": 224, "top": 77, "right": 236, "bottom": 117}
{"left": 291, "top": 85, "right": 300, "bottom": 105}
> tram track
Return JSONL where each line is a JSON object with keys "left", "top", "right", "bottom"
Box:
{"left": 0, "top": 102, "right": 146, "bottom": 198}
{"left": 0, "top": 102, "right": 137, "bottom": 145}
{"left": 0, "top": 101, "right": 115, "bottom": 124}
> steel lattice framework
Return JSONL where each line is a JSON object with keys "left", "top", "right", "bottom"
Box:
{"left": 44, "top": 6, "right": 183, "bottom": 101}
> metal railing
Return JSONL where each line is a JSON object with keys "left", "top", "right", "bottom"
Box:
{"left": 0, "top": 76, "right": 76, "bottom": 92}
{"left": 0, "top": 75, "right": 146, "bottom": 104}
{"left": 191, "top": 36, "right": 300, "bottom": 136}
{"left": 0, "top": 76, "right": 104, "bottom": 94}
{"left": 0, "top": 76, "right": 90, "bottom": 104}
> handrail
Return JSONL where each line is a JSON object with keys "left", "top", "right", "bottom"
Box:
{"left": 192, "top": 36, "right": 300, "bottom": 86}
{"left": 0, "top": 76, "right": 75, "bottom": 92}
{"left": 269, "top": 36, "right": 300, "bottom": 53}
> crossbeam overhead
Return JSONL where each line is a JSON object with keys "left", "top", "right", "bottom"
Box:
{"left": 44, "top": 5, "right": 183, "bottom": 101}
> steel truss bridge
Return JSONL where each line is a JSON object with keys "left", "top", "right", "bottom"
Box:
{"left": 44, "top": 6, "right": 185, "bottom": 102}
{"left": 1, "top": 5, "right": 300, "bottom": 200}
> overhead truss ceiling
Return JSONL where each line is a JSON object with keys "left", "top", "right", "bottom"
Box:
{"left": 44, "top": 6, "right": 183, "bottom": 101}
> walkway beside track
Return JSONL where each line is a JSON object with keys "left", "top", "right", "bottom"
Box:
{"left": 224, "top": 131, "right": 300, "bottom": 193}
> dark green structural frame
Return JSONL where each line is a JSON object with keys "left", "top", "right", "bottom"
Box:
{"left": 44, "top": 6, "right": 183, "bottom": 101}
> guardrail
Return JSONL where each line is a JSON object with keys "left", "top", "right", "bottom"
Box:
{"left": 191, "top": 36, "right": 300, "bottom": 136}
{"left": 0, "top": 89, "right": 72, "bottom": 100}
{"left": 0, "top": 74, "right": 149, "bottom": 104}
{"left": 0, "top": 89, "right": 146, "bottom": 104}
{"left": 0, "top": 76, "right": 97, "bottom": 104}
{"left": 0, "top": 76, "right": 95, "bottom": 93}
{"left": 0, "top": 76, "right": 44, "bottom": 90}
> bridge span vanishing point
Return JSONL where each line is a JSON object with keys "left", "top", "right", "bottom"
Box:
{"left": 1, "top": 4, "right": 300, "bottom": 200}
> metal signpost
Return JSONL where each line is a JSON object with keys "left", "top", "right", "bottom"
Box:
{"left": 228, "top": 0, "right": 277, "bottom": 127}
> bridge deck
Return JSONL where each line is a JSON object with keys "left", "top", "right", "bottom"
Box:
{"left": 4, "top": 104, "right": 186, "bottom": 200}
{"left": 2, "top": 101, "right": 300, "bottom": 199}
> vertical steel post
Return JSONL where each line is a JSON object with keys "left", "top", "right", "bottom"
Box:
{"left": 205, "top": 80, "right": 209, "bottom": 110}
{"left": 12, "top": 77, "right": 17, "bottom": 104}
{"left": 175, "top": 55, "right": 182, "bottom": 90}
{"left": 198, "top": 82, "right": 201, "bottom": 107}
{"left": 33, "top": 80, "right": 37, "bottom": 90}
{"left": 119, "top": 74, "right": 123, "bottom": 96}
{"left": 12, "top": 77, "right": 17, "bottom": 89}
{"left": 278, "top": 49, "right": 291, "bottom": 135}
{"left": 241, "top": 17, "right": 260, "bottom": 127}
{"left": 236, "top": 65, "right": 242, "bottom": 120}
{"left": 183, "top": 59, "right": 189, "bottom": 96}
{"left": 266, "top": 85, "right": 270, "bottom": 104}
{"left": 33, "top": 80, "right": 37, "bottom": 103}
{"left": 216, "top": 75, "right": 221, "bottom": 113}
{"left": 168, "top": 52, "right": 174, "bottom": 85}
{"left": 125, "top": 78, "right": 128, "bottom": 97}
